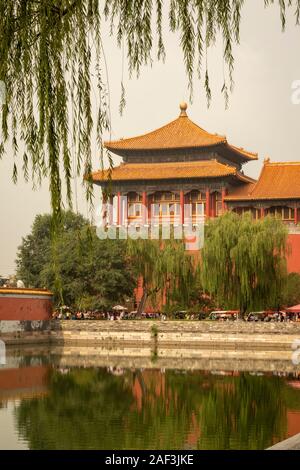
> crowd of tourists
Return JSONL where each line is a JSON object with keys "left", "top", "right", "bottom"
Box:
{"left": 52, "top": 310, "right": 118, "bottom": 320}
{"left": 52, "top": 308, "right": 300, "bottom": 322}
{"left": 245, "top": 311, "right": 300, "bottom": 322}
{"left": 52, "top": 309, "right": 166, "bottom": 321}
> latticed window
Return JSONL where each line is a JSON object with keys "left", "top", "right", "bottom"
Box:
{"left": 153, "top": 191, "right": 179, "bottom": 202}
{"left": 268, "top": 206, "right": 294, "bottom": 220}
{"left": 233, "top": 207, "right": 241, "bottom": 215}
{"left": 161, "top": 203, "right": 168, "bottom": 216}
{"left": 188, "top": 190, "right": 206, "bottom": 203}
{"left": 128, "top": 192, "right": 142, "bottom": 203}
{"left": 216, "top": 201, "right": 222, "bottom": 216}
{"left": 163, "top": 192, "right": 173, "bottom": 201}
{"left": 191, "top": 191, "right": 199, "bottom": 202}
{"left": 128, "top": 203, "right": 142, "bottom": 217}
{"left": 252, "top": 208, "right": 260, "bottom": 220}
{"left": 151, "top": 202, "right": 180, "bottom": 217}
{"left": 191, "top": 203, "right": 205, "bottom": 216}
{"left": 154, "top": 192, "right": 162, "bottom": 202}
{"left": 233, "top": 207, "right": 259, "bottom": 219}
{"left": 152, "top": 204, "right": 160, "bottom": 216}
{"left": 169, "top": 203, "right": 180, "bottom": 217}
{"left": 214, "top": 192, "right": 222, "bottom": 216}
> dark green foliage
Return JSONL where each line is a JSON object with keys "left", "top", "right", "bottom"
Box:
{"left": 127, "top": 234, "right": 200, "bottom": 311}
{"left": 16, "top": 211, "right": 135, "bottom": 308}
{"left": 201, "top": 212, "right": 288, "bottom": 313}
{"left": 281, "top": 272, "right": 300, "bottom": 307}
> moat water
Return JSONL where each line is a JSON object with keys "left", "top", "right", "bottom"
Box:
{"left": 1, "top": 349, "right": 300, "bottom": 450}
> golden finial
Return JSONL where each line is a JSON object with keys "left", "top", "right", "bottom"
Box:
{"left": 264, "top": 157, "right": 270, "bottom": 164}
{"left": 179, "top": 102, "right": 188, "bottom": 116}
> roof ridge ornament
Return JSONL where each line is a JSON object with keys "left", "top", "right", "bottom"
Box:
{"left": 179, "top": 101, "right": 188, "bottom": 117}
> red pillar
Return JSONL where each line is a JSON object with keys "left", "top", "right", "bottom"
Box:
{"left": 148, "top": 195, "right": 152, "bottom": 222}
{"left": 117, "top": 192, "right": 121, "bottom": 225}
{"left": 142, "top": 191, "right": 147, "bottom": 224}
{"left": 123, "top": 195, "right": 128, "bottom": 225}
{"left": 206, "top": 189, "right": 210, "bottom": 218}
{"left": 180, "top": 190, "right": 185, "bottom": 225}
{"left": 260, "top": 207, "right": 265, "bottom": 219}
{"left": 211, "top": 192, "right": 216, "bottom": 218}
{"left": 102, "top": 193, "right": 107, "bottom": 225}
{"left": 222, "top": 188, "right": 227, "bottom": 213}
{"left": 109, "top": 195, "right": 114, "bottom": 225}
{"left": 295, "top": 206, "right": 298, "bottom": 225}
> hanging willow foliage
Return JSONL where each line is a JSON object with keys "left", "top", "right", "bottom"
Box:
{"left": 201, "top": 212, "right": 288, "bottom": 313}
{"left": 0, "top": 0, "right": 300, "bottom": 223}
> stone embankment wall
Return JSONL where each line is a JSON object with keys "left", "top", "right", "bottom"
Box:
{"left": 1, "top": 320, "right": 300, "bottom": 351}
{"left": 0, "top": 320, "right": 52, "bottom": 344}
{"left": 2, "top": 321, "right": 300, "bottom": 371}
{"left": 2, "top": 343, "right": 300, "bottom": 374}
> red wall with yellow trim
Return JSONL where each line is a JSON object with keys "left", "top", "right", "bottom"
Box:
{"left": 0, "top": 295, "right": 52, "bottom": 320}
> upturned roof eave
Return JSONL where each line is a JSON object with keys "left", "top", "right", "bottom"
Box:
{"left": 225, "top": 195, "right": 300, "bottom": 201}
{"left": 104, "top": 143, "right": 258, "bottom": 167}
{"left": 92, "top": 175, "right": 236, "bottom": 184}
{"left": 104, "top": 141, "right": 225, "bottom": 153}
{"left": 222, "top": 143, "right": 258, "bottom": 162}
{"left": 235, "top": 173, "right": 257, "bottom": 184}
{"left": 90, "top": 172, "right": 257, "bottom": 185}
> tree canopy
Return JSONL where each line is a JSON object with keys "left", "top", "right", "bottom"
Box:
{"left": 1, "top": 1, "right": 300, "bottom": 220}
{"left": 281, "top": 272, "right": 300, "bottom": 307}
{"left": 16, "top": 211, "right": 136, "bottom": 308}
{"left": 126, "top": 235, "right": 200, "bottom": 313}
{"left": 201, "top": 212, "right": 288, "bottom": 313}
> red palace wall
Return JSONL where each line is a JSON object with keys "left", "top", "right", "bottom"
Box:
{"left": 287, "top": 234, "right": 300, "bottom": 274}
{"left": 0, "top": 289, "right": 53, "bottom": 320}
{"left": 287, "top": 411, "right": 300, "bottom": 438}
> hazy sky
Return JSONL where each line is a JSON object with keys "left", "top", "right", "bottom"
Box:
{"left": 1, "top": 0, "right": 300, "bottom": 276}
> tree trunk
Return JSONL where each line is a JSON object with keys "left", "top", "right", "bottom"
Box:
{"left": 137, "top": 291, "right": 148, "bottom": 316}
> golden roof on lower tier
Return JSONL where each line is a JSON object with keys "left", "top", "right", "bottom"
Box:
{"left": 91, "top": 160, "right": 253, "bottom": 182}
{"left": 226, "top": 161, "right": 300, "bottom": 200}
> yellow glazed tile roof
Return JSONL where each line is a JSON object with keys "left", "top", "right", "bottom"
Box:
{"left": 104, "top": 104, "right": 257, "bottom": 161}
{"left": 92, "top": 160, "right": 251, "bottom": 182}
{"left": 226, "top": 161, "right": 300, "bottom": 200}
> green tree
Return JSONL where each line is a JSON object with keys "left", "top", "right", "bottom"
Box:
{"left": 16, "top": 211, "right": 135, "bottom": 308}
{"left": 15, "top": 211, "right": 87, "bottom": 289}
{"left": 127, "top": 235, "right": 199, "bottom": 313}
{"left": 281, "top": 272, "right": 300, "bottom": 307}
{"left": 201, "top": 212, "right": 288, "bottom": 314}
{"left": 1, "top": 1, "right": 300, "bottom": 219}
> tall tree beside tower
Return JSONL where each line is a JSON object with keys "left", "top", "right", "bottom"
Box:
{"left": 201, "top": 212, "right": 288, "bottom": 313}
